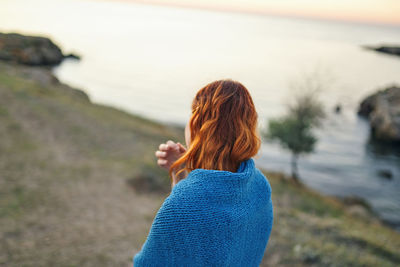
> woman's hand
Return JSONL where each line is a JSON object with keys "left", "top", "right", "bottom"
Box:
{"left": 155, "top": 140, "right": 186, "bottom": 170}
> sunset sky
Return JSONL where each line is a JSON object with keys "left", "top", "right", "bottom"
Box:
{"left": 116, "top": 0, "right": 400, "bottom": 25}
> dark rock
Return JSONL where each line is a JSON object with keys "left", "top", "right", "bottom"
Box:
{"left": 64, "top": 53, "right": 81, "bottom": 60}
{"left": 0, "top": 32, "right": 80, "bottom": 66}
{"left": 363, "top": 45, "right": 400, "bottom": 58}
{"left": 358, "top": 94, "right": 375, "bottom": 117}
{"left": 375, "top": 46, "right": 400, "bottom": 57}
{"left": 377, "top": 169, "right": 393, "bottom": 180}
{"left": 334, "top": 104, "right": 342, "bottom": 114}
{"left": 358, "top": 85, "right": 400, "bottom": 143}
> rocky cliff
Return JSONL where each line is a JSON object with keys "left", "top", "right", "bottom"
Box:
{"left": 0, "top": 32, "right": 79, "bottom": 66}
{"left": 358, "top": 85, "right": 400, "bottom": 143}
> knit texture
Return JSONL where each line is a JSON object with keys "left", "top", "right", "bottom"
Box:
{"left": 133, "top": 158, "right": 273, "bottom": 267}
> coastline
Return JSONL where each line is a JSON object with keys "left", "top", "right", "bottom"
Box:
{"left": 1, "top": 59, "right": 399, "bottom": 266}
{"left": 3, "top": 0, "right": 400, "bottom": 225}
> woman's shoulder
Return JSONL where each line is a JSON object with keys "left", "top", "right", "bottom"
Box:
{"left": 254, "top": 168, "right": 272, "bottom": 194}
{"left": 170, "top": 171, "right": 214, "bottom": 200}
{"left": 171, "top": 164, "right": 272, "bottom": 200}
{"left": 252, "top": 168, "right": 272, "bottom": 206}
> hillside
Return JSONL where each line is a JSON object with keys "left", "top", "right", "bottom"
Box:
{"left": 0, "top": 60, "right": 399, "bottom": 266}
{"left": 0, "top": 60, "right": 181, "bottom": 266}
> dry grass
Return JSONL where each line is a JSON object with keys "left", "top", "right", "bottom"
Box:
{"left": 0, "top": 61, "right": 179, "bottom": 266}
{"left": 261, "top": 171, "right": 400, "bottom": 266}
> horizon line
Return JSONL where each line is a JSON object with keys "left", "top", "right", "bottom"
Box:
{"left": 92, "top": 0, "right": 400, "bottom": 28}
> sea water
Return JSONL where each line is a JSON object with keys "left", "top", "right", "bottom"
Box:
{"left": 1, "top": 0, "right": 400, "bottom": 229}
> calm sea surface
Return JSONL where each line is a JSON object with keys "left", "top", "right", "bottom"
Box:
{"left": 1, "top": 0, "right": 400, "bottom": 229}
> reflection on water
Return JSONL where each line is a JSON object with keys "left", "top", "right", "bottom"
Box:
{"left": 1, "top": 0, "right": 400, "bottom": 228}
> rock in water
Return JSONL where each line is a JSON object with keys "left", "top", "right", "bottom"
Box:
{"left": 377, "top": 169, "right": 393, "bottom": 180}
{"left": 358, "top": 85, "right": 400, "bottom": 143}
{"left": 334, "top": 104, "right": 342, "bottom": 114}
{"left": 375, "top": 46, "right": 400, "bottom": 57}
{"left": 64, "top": 53, "right": 81, "bottom": 60}
{"left": 0, "top": 32, "right": 64, "bottom": 66}
{"left": 363, "top": 45, "right": 400, "bottom": 58}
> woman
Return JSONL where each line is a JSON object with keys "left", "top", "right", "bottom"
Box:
{"left": 133, "top": 79, "right": 273, "bottom": 266}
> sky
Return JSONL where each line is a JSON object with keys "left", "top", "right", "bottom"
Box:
{"left": 114, "top": 0, "right": 400, "bottom": 26}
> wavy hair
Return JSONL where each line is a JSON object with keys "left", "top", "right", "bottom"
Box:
{"left": 169, "top": 79, "right": 261, "bottom": 181}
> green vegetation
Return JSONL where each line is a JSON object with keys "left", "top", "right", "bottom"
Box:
{"left": 264, "top": 76, "right": 325, "bottom": 181}
{"left": 0, "top": 61, "right": 399, "bottom": 266}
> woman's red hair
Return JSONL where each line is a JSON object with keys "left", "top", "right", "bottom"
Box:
{"left": 169, "top": 79, "right": 261, "bottom": 181}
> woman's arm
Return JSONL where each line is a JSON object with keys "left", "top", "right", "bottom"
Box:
{"left": 155, "top": 140, "right": 187, "bottom": 188}
{"left": 133, "top": 181, "right": 194, "bottom": 266}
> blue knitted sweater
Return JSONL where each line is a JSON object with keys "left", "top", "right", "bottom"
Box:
{"left": 133, "top": 158, "right": 273, "bottom": 267}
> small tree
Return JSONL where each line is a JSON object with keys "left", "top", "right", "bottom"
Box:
{"left": 264, "top": 72, "right": 326, "bottom": 182}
